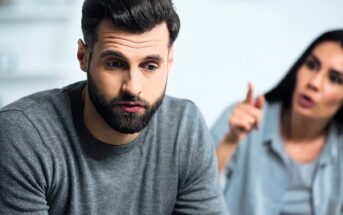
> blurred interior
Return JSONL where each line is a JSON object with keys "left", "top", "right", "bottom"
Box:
{"left": 0, "top": 0, "right": 342, "bottom": 126}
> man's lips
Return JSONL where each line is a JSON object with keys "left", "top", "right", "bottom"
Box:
{"left": 116, "top": 101, "right": 144, "bottom": 106}
{"left": 113, "top": 101, "right": 146, "bottom": 113}
{"left": 297, "top": 93, "right": 316, "bottom": 108}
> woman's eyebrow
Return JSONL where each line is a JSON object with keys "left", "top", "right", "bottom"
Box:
{"left": 330, "top": 68, "right": 343, "bottom": 76}
{"left": 308, "top": 53, "right": 321, "bottom": 66}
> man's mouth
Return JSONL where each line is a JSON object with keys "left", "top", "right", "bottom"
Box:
{"left": 114, "top": 101, "right": 146, "bottom": 113}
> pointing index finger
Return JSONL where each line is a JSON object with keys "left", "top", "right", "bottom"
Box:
{"left": 244, "top": 82, "right": 254, "bottom": 104}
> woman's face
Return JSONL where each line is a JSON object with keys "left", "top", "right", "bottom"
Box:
{"left": 292, "top": 41, "right": 343, "bottom": 121}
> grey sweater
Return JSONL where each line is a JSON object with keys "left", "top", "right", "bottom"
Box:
{"left": 0, "top": 82, "right": 228, "bottom": 215}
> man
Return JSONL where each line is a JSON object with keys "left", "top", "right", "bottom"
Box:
{"left": 0, "top": 0, "right": 228, "bottom": 214}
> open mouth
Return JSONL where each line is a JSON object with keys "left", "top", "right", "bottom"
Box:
{"left": 298, "top": 94, "right": 315, "bottom": 108}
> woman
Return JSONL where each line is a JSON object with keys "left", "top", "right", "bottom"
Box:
{"left": 211, "top": 30, "right": 343, "bottom": 215}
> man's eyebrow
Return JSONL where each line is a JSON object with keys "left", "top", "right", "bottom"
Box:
{"left": 143, "top": 55, "right": 164, "bottom": 63}
{"left": 100, "top": 51, "right": 164, "bottom": 63}
{"left": 100, "top": 50, "right": 127, "bottom": 61}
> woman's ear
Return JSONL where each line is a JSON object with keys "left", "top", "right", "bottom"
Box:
{"left": 77, "top": 39, "right": 88, "bottom": 72}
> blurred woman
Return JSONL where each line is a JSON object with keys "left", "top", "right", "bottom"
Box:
{"left": 211, "top": 30, "right": 343, "bottom": 215}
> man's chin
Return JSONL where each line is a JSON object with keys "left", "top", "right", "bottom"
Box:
{"left": 104, "top": 114, "right": 148, "bottom": 134}
{"left": 117, "top": 129, "right": 141, "bottom": 134}
{"left": 109, "top": 124, "right": 145, "bottom": 134}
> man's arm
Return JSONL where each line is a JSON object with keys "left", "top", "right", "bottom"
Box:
{"left": 0, "top": 110, "right": 50, "bottom": 215}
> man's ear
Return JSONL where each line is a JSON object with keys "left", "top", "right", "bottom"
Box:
{"left": 77, "top": 39, "right": 88, "bottom": 73}
{"left": 167, "top": 46, "right": 175, "bottom": 72}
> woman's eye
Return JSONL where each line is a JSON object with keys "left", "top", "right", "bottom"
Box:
{"left": 329, "top": 73, "right": 343, "bottom": 85}
{"left": 305, "top": 59, "right": 319, "bottom": 71}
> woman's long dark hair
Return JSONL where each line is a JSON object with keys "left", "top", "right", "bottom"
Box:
{"left": 265, "top": 30, "right": 343, "bottom": 127}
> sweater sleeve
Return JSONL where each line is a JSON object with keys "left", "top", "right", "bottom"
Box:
{"left": 173, "top": 102, "right": 229, "bottom": 215}
{"left": 0, "top": 110, "right": 50, "bottom": 215}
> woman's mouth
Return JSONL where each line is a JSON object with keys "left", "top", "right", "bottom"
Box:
{"left": 297, "top": 94, "right": 316, "bottom": 108}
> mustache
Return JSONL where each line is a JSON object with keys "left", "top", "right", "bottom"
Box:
{"left": 110, "top": 92, "right": 149, "bottom": 108}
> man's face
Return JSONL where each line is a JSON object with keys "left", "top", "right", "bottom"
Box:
{"left": 79, "top": 20, "right": 173, "bottom": 134}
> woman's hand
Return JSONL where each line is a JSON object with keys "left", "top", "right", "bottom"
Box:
{"left": 216, "top": 82, "right": 265, "bottom": 174}
{"left": 226, "top": 82, "right": 265, "bottom": 144}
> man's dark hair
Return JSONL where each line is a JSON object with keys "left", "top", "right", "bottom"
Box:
{"left": 81, "top": 0, "right": 180, "bottom": 50}
{"left": 265, "top": 30, "right": 343, "bottom": 127}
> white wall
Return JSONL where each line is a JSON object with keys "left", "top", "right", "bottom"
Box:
{"left": 0, "top": 0, "right": 343, "bottom": 127}
{"left": 0, "top": 0, "right": 84, "bottom": 106}
{"left": 169, "top": 0, "right": 343, "bottom": 126}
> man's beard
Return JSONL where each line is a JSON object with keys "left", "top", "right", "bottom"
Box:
{"left": 87, "top": 72, "right": 165, "bottom": 134}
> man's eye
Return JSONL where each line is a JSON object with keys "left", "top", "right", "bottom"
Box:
{"left": 106, "top": 60, "right": 125, "bottom": 68}
{"left": 144, "top": 63, "right": 158, "bottom": 72}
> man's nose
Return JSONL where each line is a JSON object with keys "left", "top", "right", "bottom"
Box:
{"left": 121, "top": 69, "right": 143, "bottom": 96}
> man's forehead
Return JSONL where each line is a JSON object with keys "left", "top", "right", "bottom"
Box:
{"left": 96, "top": 20, "right": 170, "bottom": 49}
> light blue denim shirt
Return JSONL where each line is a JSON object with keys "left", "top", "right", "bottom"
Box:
{"left": 211, "top": 102, "right": 343, "bottom": 215}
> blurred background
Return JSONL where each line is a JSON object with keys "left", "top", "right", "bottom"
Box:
{"left": 0, "top": 0, "right": 342, "bottom": 127}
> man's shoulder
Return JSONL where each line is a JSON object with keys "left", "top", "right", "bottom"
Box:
{"left": 151, "top": 95, "right": 207, "bottom": 137}
{"left": 1, "top": 89, "right": 61, "bottom": 113}
{"left": 157, "top": 95, "right": 205, "bottom": 125}
{"left": 159, "top": 95, "right": 200, "bottom": 115}
{"left": 0, "top": 81, "right": 84, "bottom": 117}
